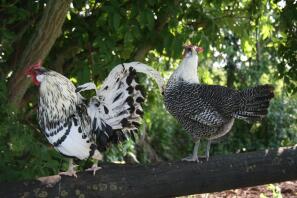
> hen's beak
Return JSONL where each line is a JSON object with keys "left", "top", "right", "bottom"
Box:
{"left": 183, "top": 45, "right": 204, "bottom": 53}
{"left": 196, "top": 47, "right": 204, "bottom": 53}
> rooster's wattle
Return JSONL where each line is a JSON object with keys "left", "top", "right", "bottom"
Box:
{"left": 26, "top": 62, "right": 164, "bottom": 176}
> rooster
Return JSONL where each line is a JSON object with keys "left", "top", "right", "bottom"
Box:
{"left": 26, "top": 62, "right": 164, "bottom": 177}
{"left": 164, "top": 45, "right": 274, "bottom": 162}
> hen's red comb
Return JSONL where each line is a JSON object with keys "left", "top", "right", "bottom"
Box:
{"left": 25, "top": 61, "right": 42, "bottom": 75}
{"left": 183, "top": 45, "right": 204, "bottom": 53}
{"left": 183, "top": 44, "right": 195, "bottom": 48}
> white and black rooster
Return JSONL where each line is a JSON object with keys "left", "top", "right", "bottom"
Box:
{"left": 26, "top": 62, "right": 164, "bottom": 177}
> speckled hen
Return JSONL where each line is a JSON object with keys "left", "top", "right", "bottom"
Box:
{"left": 164, "top": 45, "right": 274, "bottom": 162}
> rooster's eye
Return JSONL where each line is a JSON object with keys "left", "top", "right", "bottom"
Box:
{"left": 36, "top": 74, "right": 45, "bottom": 82}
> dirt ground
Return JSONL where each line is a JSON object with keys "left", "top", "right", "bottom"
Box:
{"left": 182, "top": 180, "right": 297, "bottom": 198}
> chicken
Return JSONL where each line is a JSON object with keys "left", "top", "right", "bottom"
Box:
{"left": 26, "top": 61, "right": 164, "bottom": 177}
{"left": 163, "top": 45, "right": 274, "bottom": 162}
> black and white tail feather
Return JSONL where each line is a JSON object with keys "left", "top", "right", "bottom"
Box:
{"left": 77, "top": 62, "right": 164, "bottom": 151}
{"left": 233, "top": 84, "right": 274, "bottom": 123}
{"left": 30, "top": 61, "right": 163, "bottom": 179}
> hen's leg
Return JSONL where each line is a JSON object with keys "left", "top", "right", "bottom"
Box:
{"left": 59, "top": 159, "right": 78, "bottom": 177}
{"left": 182, "top": 139, "right": 200, "bottom": 162}
{"left": 205, "top": 139, "right": 211, "bottom": 161}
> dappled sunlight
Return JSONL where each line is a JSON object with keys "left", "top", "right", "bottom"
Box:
{"left": 0, "top": 2, "right": 296, "bottom": 195}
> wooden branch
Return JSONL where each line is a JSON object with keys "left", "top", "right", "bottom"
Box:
{"left": 8, "top": 0, "right": 71, "bottom": 107}
{"left": 1, "top": 146, "right": 296, "bottom": 198}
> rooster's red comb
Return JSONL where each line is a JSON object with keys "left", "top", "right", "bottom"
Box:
{"left": 25, "top": 60, "right": 42, "bottom": 75}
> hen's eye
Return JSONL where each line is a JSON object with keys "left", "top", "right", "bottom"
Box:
{"left": 185, "top": 47, "right": 192, "bottom": 53}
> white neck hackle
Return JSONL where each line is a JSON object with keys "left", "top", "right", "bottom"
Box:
{"left": 38, "top": 71, "right": 79, "bottom": 122}
{"left": 170, "top": 48, "right": 199, "bottom": 84}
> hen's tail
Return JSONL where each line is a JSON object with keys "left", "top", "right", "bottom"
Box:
{"left": 82, "top": 62, "right": 164, "bottom": 151}
{"left": 233, "top": 84, "right": 274, "bottom": 122}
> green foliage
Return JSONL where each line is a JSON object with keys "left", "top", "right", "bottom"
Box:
{"left": 0, "top": 0, "right": 296, "bottom": 182}
{"left": 144, "top": 91, "right": 192, "bottom": 160}
{"left": 277, "top": 0, "right": 297, "bottom": 94}
{"left": 104, "top": 139, "right": 136, "bottom": 162}
{"left": 0, "top": 80, "right": 66, "bottom": 181}
{"left": 268, "top": 184, "right": 282, "bottom": 198}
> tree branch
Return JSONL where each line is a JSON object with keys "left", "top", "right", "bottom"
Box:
{"left": 8, "top": 0, "right": 71, "bottom": 107}
{"left": 51, "top": 45, "right": 82, "bottom": 73}
{"left": 1, "top": 146, "right": 296, "bottom": 197}
{"left": 133, "top": 0, "right": 179, "bottom": 61}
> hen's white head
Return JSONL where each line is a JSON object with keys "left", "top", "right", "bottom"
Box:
{"left": 183, "top": 45, "right": 204, "bottom": 58}
{"left": 169, "top": 45, "right": 204, "bottom": 84}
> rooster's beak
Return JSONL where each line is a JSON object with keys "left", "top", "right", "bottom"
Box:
{"left": 25, "top": 67, "right": 31, "bottom": 77}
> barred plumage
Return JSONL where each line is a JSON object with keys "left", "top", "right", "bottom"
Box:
{"left": 164, "top": 45, "right": 274, "bottom": 162}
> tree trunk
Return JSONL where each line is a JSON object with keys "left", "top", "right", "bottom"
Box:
{"left": 0, "top": 146, "right": 296, "bottom": 198}
{"left": 226, "top": 58, "right": 236, "bottom": 88}
{"left": 8, "top": 0, "right": 71, "bottom": 107}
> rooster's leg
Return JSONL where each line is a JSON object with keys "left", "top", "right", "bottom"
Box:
{"left": 182, "top": 139, "right": 200, "bottom": 162}
{"left": 37, "top": 175, "right": 61, "bottom": 187}
{"left": 85, "top": 160, "right": 102, "bottom": 175}
{"left": 59, "top": 159, "right": 78, "bottom": 177}
{"left": 205, "top": 139, "right": 211, "bottom": 161}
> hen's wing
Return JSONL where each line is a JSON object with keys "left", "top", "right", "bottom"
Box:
{"left": 165, "top": 81, "right": 240, "bottom": 127}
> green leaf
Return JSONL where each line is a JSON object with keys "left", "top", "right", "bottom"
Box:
{"left": 147, "top": 0, "right": 155, "bottom": 6}
{"left": 261, "top": 24, "right": 274, "bottom": 39}
{"left": 113, "top": 13, "right": 121, "bottom": 31}
{"left": 171, "top": 37, "right": 183, "bottom": 59}
{"left": 131, "top": 25, "right": 141, "bottom": 39}
{"left": 66, "top": 11, "right": 71, "bottom": 20}
{"left": 242, "top": 40, "right": 253, "bottom": 57}
{"left": 124, "top": 31, "right": 133, "bottom": 46}
{"left": 145, "top": 10, "right": 155, "bottom": 31}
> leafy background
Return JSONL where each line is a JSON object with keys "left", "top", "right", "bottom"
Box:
{"left": 0, "top": 0, "right": 296, "bottom": 181}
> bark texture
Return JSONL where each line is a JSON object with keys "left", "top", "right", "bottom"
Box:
{"left": 0, "top": 146, "right": 296, "bottom": 198}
